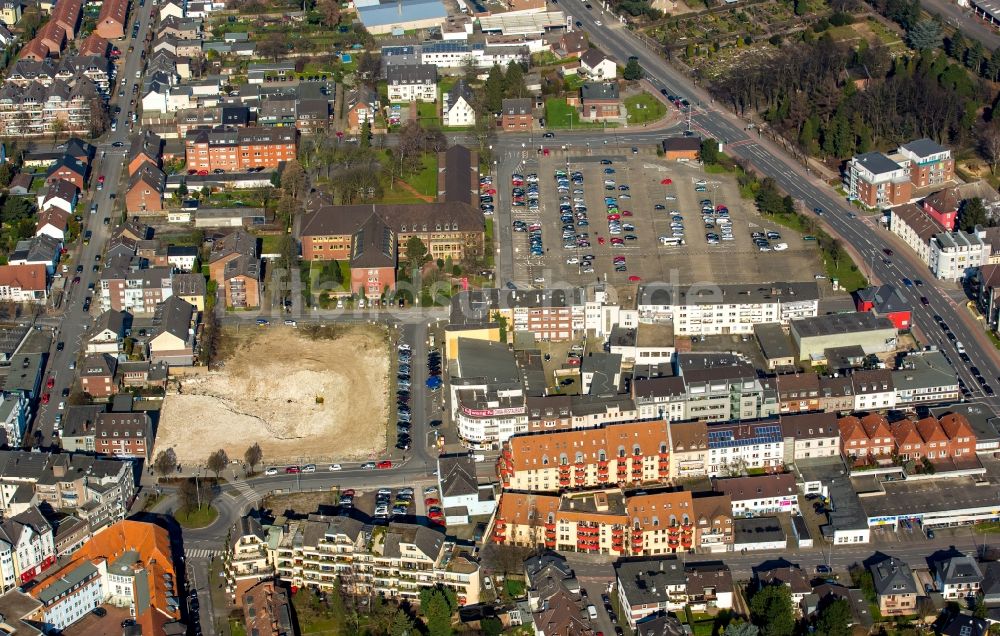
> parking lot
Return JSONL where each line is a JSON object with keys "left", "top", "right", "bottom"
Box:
{"left": 338, "top": 483, "right": 444, "bottom": 525}
{"left": 507, "top": 152, "right": 824, "bottom": 291}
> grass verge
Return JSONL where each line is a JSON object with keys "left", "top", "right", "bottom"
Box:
{"left": 175, "top": 505, "right": 219, "bottom": 528}
{"left": 625, "top": 92, "right": 667, "bottom": 125}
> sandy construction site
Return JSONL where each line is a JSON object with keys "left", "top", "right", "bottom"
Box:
{"left": 155, "top": 325, "right": 390, "bottom": 465}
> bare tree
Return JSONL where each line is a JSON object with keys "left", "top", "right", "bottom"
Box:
{"left": 207, "top": 449, "right": 229, "bottom": 480}
{"left": 981, "top": 123, "right": 1000, "bottom": 175}
{"left": 153, "top": 448, "right": 177, "bottom": 478}
{"left": 244, "top": 443, "right": 263, "bottom": 475}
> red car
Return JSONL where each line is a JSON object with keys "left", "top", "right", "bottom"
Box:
{"left": 607, "top": 214, "right": 620, "bottom": 221}
{"left": 566, "top": 357, "right": 581, "bottom": 366}
{"left": 342, "top": 489, "right": 355, "bottom": 497}
{"left": 285, "top": 466, "right": 300, "bottom": 474}
{"left": 72, "top": 276, "right": 80, "bottom": 284}
{"left": 428, "top": 510, "right": 444, "bottom": 519}
{"left": 598, "top": 237, "right": 606, "bottom": 245}
{"left": 484, "top": 188, "right": 497, "bottom": 196}
{"left": 430, "top": 517, "right": 446, "bottom": 526}
{"left": 610, "top": 237, "right": 624, "bottom": 245}
{"left": 197, "top": 170, "right": 209, "bottom": 176}
{"left": 377, "top": 460, "right": 393, "bottom": 469}
{"left": 187, "top": 169, "right": 198, "bottom": 175}
{"left": 425, "top": 498, "right": 440, "bottom": 506}
{"left": 622, "top": 210, "right": 633, "bottom": 216}
{"left": 98, "top": 175, "right": 105, "bottom": 184}
{"left": 628, "top": 275, "right": 641, "bottom": 282}
{"left": 41, "top": 393, "right": 50, "bottom": 405}
{"left": 46, "top": 377, "right": 54, "bottom": 389}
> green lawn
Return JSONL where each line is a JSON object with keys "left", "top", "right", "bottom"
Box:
{"left": 260, "top": 234, "right": 283, "bottom": 254}
{"left": 416, "top": 101, "right": 440, "bottom": 127}
{"left": 545, "top": 98, "right": 581, "bottom": 129}
{"left": 826, "top": 256, "right": 868, "bottom": 292}
{"left": 174, "top": 505, "right": 218, "bottom": 528}
{"left": 625, "top": 92, "right": 667, "bottom": 124}
{"left": 407, "top": 153, "right": 438, "bottom": 197}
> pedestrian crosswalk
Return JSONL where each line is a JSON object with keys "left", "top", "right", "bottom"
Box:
{"left": 228, "top": 480, "right": 258, "bottom": 513}
{"left": 185, "top": 548, "right": 222, "bottom": 559}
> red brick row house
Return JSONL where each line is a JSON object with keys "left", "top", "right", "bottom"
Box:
{"left": 839, "top": 412, "right": 976, "bottom": 465}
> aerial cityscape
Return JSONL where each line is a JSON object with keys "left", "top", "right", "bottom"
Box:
{"left": 0, "top": 0, "right": 999, "bottom": 632}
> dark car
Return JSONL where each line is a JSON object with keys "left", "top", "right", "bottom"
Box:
{"left": 56, "top": 341, "right": 64, "bottom": 351}
{"left": 112, "top": 141, "right": 124, "bottom": 147}
{"left": 92, "top": 607, "right": 107, "bottom": 617}
{"left": 816, "top": 565, "right": 832, "bottom": 574}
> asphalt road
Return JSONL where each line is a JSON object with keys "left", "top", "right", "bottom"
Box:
{"left": 921, "top": 0, "right": 1000, "bottom": 51}
{"left": 30, "top": 0, "right": 158, "bottom": 447}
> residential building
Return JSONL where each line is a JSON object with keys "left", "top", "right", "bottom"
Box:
{"left": 897, "top": 138, "right": 955, "bottom": 188}
{"left": 637, "top": 282, "right": 820, "bottom": 335}
{"left": 492, "top": 488, "right": 696, "bottom": 556}
{"left": 779, "top": 411, "right": 840, "bottom": 460}
{"left": 929, "top": 230, "right": 990, "bottom": 281}
{"left": 95, "top": 0, "right": 128, "bottom": 39}
{"left": 941, "top": 616, "right": 989, "bottom": 636}
{"left": 934, "top": 554, "right": 983, "bottom": 601}
{"left": 870, "top": 557, "right": 918, "bottom": 617}
{"left": 775, "top": 374, "right": 821, "bottom": 414}
{"left": 386, "top": 64, "right": 437, "bottom": 102}
{"left": 845, "top": 151, "right": 912, "bottom": 209}
{"left": 0, "top": 450, "right": 136, "bottom": 533}
{"left": 419, "top": 41, "right": 528, "bottom": 69}
{"left": 208, "top": 228, "right": 257, "bottom": 282}
{"left": 789, "top": 312, "right": 897, "bottom": 362}
{"left": 28, "top": 520, "right": 180, "bottom": 634}
{"left": 172, "top": 271, "right": 207, "bottom": 311}
{"left": 754, "top": 322, "right": 796, "bottom": 369}
{"left": 344, "top": 87, "right": 378, "bottom": 134}
{"left": 99, "top": 266, "right": 172, "bottom": 314}
{"left": 839, "top": 413, "right": 894, "bottom": 461}
{"left": 0, "top": 77, "right": 99, "bottom": 139}
{"left": 579, "top": 49, "right": 616, "bottom": 79}
{"left": 79, "top": 353, "right": 118, "bottom": 399}
{"left": 500, "top": 98, "right": 532, "bottom": 130}
{"left": 437, "top": 454, "right": 496, "bottom": 526}
{"left": 149, "top": 295, "right": 196, "bottom": 366}
{"left": 0, "top": 506, "right": 55, "bottom": 590}
{"left": 273, "top": 516, "right": 481, "bottom": 605}
{"left": 35, "top": 208, "right": 68, "bottom": 242}
{"left": 0, "top": 0, "right": 21, "bottom": 25}
{"left": 921, "top": 187, "right": 960, "bottom": 231}
{"left": 38, "top": 178, "right": 77, "bottom": 215}
{"left": 0, "top": 392, "right": 30, "bottom": 449}
{"left": 677, "top": 354, "right": 778, "bottom": 424}
{"left": 497, "top": 420, "right": 674, "bottom": 492}
{"left": 891, "top": 413, "right": 977, "bottom": 463}
{"left": 85, "top": 309, "right": 130, "bottom": 354}
{"left": 442, "top": 80, "right": 475, "bottom": 127}
{"left": 523, "top": 553, "right": 596, "bottom": 635}
{"left": 974, "top": 264, "right": 1000, "bottom": 332}
{"left": 223, "top": 255, "right": 261, "bottom": 308}
{"left": 668, "top": 421, "right": 709, "bottom": 479}
{"left": 450, "top": 338, "right": 529, "bottom": 449}
{"left": 452, "top": 288, "right": 586, "bottom": 343}
{"left": 712, "top": 473, "right": 799, "bottom": 517}
{"left": 579, "top": 82, "right": 620, "bottom": 121}
{"left": 225, "top": 516, "right": 275, "bottom": 600}
{"left": 851, "top": 369, "right": 896, "bottom": 412}
{"left": 127, "top": 129, "right": 162, "bottom": 175}
{"left": 0, "top": 264, "right": 47, "bottom": 303}
{"left": 184, "top": 126, "right": 297, "bottom": 172}
{"left": 892, "top": 350, "right": 960, "bottom": 406}
{"left": 756, "top": 566, "right": 812, "bottom": 611}
{"left": 93, "top": 412, "right": 153, "bottom": 459}
{"left": 855, "top": 285, "right": 911, "bottom": 330}
{"left": 125, "top": 163, "right": 166, "bottom": 214}
{"left": 166, "top": 245, "right": 198, "bottom": 272}
{"left": 241, "top": 580, "right": 293, "bottom": 636}
{"left": 44, "top": 156, "right": 87, "bottom": 190}
{"left": 9, "top": 235, "right": 60, "bottom": 275}
{"left": 890, "top": 203, "right": 944, "bottom": 264}
{"left": 690, "top": 493, "right": 733, "bottom": 553}
{"left": 613, "top": 559, "right": 689, "bottom": 627}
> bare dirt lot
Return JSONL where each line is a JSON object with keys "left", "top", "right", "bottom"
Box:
{"left": 155, "top": 324, "right": 389, "bottom": 464}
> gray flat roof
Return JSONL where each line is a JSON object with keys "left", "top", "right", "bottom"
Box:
{"left": 754, "top": 323, "right": 795, "bottom": 360}
{"left": 454, "top": 338, "right": 519, "bottom": 383}
{"left": 854, "top": 151, "right": 903, "bottom": 176}
{"left": 930, "top": 403, "right": 1000, "bottom": 444}
{"left": 734, "top": 517, "right": 786, "bottom": 544}
{"left": 796, "top": 457, "right": 870, "bottom": 531}
{"left": 791, "top": 312, "right": 895, "bottom": 338}
{"left": 859, "top": 477, "right": 1000, "bottom": 519}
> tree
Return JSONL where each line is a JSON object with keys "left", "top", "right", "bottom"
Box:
{"left": 388, "top": 609, "right": 416, "bottom": 636}
{"left": 462, "top": 56, "right": 478, "bottom": 83}
{"left": 1, "top": 196, "right": 33, "bottom": 225}
{"left": 317, "top": 0, "right": 340, "bottom": 26}
{"left": 244, "top": 443, "right": 263, "bottom": 474}
{"left": 206, "top": 448, "right": 229, "bottom": 479}
{"left": 967, "top": 40, "right": 985, "bottom": 74}
{"left": 987, "top": 47, "right": 1000, "bottom": 82}
{"left": 422, "top": 589, "right": 454, "bottom": 636}
{"left": 281, "top": 160, "right": 307, "bottom": 200}
{"left": 49, "top": 118, "right": 66, "bottom": 142}
{"left": 906, "top": 19, "right": 942, "bottom": 51}
{"left": 481, "top": 617, "right": 503, "bottom": 636}
{"left": 404, "top": 236, "right": 430, "bottom": 272}
{"left": 945, "top": 30, "right": 968, "bottom": 61}
{"left": 750, "top": 585, "right": 795, "bottom": 636}
{"left": 700, "top": 138, "right": 720, "bottom": 165}
{"left": 359, "top": 120, "right": 372, "bottom": 149}
{"left": 981, "top": 123, "right": 1000, "bottom": 175}
{"left": 724, "top": 622, "right": 760, "bottom": 636}
{"left": 177, "top": 478, "right": 202, "bottom": 511}
{"left": 257, "top": 34, "right": 286, "bottom": 61}
{"left": 623, "top": 57, "right": 644, "bottom": 81}
{"left": 814, "top": 598, "right": 852, "bottom": 636}
{"left": 153, "top": 448, "right": 177, "bottom": 478}
{"left": 356, "top": 52, "right": 381, "bottom": 88}
{"left": 483, "top": 64, "right": 507, "bottom": 113}
{"left": 504, "top": 61, "right": 527, "bottom": 99}
{"left": 960, "top": 197, "right": 989, "bottom": 231}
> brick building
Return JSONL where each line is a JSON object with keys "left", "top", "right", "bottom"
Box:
{"left": 184, "top": 126, "right": 297, "bottom": 172}
{"left": 93, "top": 412, "right": 152, "bottom": 459}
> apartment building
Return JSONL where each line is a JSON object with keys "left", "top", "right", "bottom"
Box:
{"left": 851, "top": 369, "right": 896, "bottom": 411}
{"left": 616, "top": 560, "right": 734, "bottom": 629}
{"left": 184, "top": 126, "right": 298, "bottom": 172}
{"left": 418, "top": 41, "right": 528, "bottom": 69}
{"left": 712, "top": 473, "right": 799, "bottom": 517}
{"left": 636, "top": 282, "right": 820, "bottom": 335}
{"left": 501, "top": 98, "right": 533, "bottom": 130}
{"left": 442, "top": 80, "right": 475, "bottom": 127}
{"left": 896, "top": 138, "right": 955, "bottom": 189}
{"left": 0, "top": 506, "right": 55, "bottom": 590}
{"left": 775, "top": 374, "right": 821, "bottom": 413}
{"left": 452, "top": 288, "right": 587, "bottom": 342}
{"left": 890, "top": 203, "right": 944, "bottom": 264}
{"left": 0, "top": 77, "right": 97, "bottom": 137}
{"left": 704, "top": 421, "right": 785, "bottom": 476}
{"left": 929, "top": 230, "right": 990, "bottom": 281}
{"left": 889, "top": 413, "right": 977, "bottom": 463}
{"left": 451, "top": 340, "right": 529, "bottom": 449}
{"left": 892, "top": 350, "right": 960, "bottom": 406}
{"left": 845, "top": 151, "right": 913, "bottom": 209}
{"left": 386, "top": 64, "right": 437, "bottom": 102}
{"left": 272, "top": 516, "right": 481, "bottom": 605}
{"left": 691, "top": 493, "right": 734, "bottom": 552}
{"left": 934, "top": 555, "right": 983, "bottom": 601}
{"left": 677, "top": 354, "right": 778, "bottom": 423}
{"left": 95, "top": 0, "right": 128, "bottom": 39}
{"left": 28, "top": 520, "right": 181, "bottom": 634}
{"left": 93, "top": 412, "right": 153, "bottom": 459}
{"left": 0, "top": 450, "right": 136, "bottom": 533}
{"left": 839, "top": 413, "right": 895, "bottom": 461}
{"left": 497, "top": 420, "right": 674, "bottom": 491}
{"left": 99, "top": 266, "right": 173, "bottom": 314}
{"left": 0, "top": 393, "right": 29, "bottom": 449}
{"left": 631, "top": 375, "right": 689, "bottom": 422}
{"left": 870, "top": 557, "right": 918, "bottom": 617}
{"left": 225, "top": 516, "right": 275, "bottom": 602}
{"left": 492, "top": 488, "right": 697, "bottom": 557}
{"left": 779, "top": 411, "right": 840, "bottom": 461}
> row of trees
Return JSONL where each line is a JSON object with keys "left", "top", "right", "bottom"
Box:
{"left": 152, "top": 443, "right": 265, "bottom": 480}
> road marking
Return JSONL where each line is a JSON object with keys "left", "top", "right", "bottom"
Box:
{"left": 185, "top": 548, "right": 222, "bottom": 559}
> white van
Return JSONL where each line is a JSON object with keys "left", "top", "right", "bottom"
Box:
{"left": 956, "top": 341, "right": 966, "bottom": 353}
{"left": 587, "top": 605, "right": 598, "bottom": 620}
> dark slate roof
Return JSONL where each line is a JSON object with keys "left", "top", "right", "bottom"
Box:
{"left": 900, "top": 137, "right": 948, "bottom": 159}
{"left": 854, "top": 151, "right": 903, "bottom": 176}
{"left": 871, "top": 558, "right": 917, "bottom": 596}
{"left": 350, "top": 213, "right": 395, "bottom": 269}
{"left": 580, "top": 82, "right": 619, "bottom": 100}
{"left": 857, "top": 284, "right": 910, "bottom": 314}
{"left": 441, "top": 145, "right": 475, "bottom": 205}
{"left": 386, "top": 63, "right": 437, "bottom": 85}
